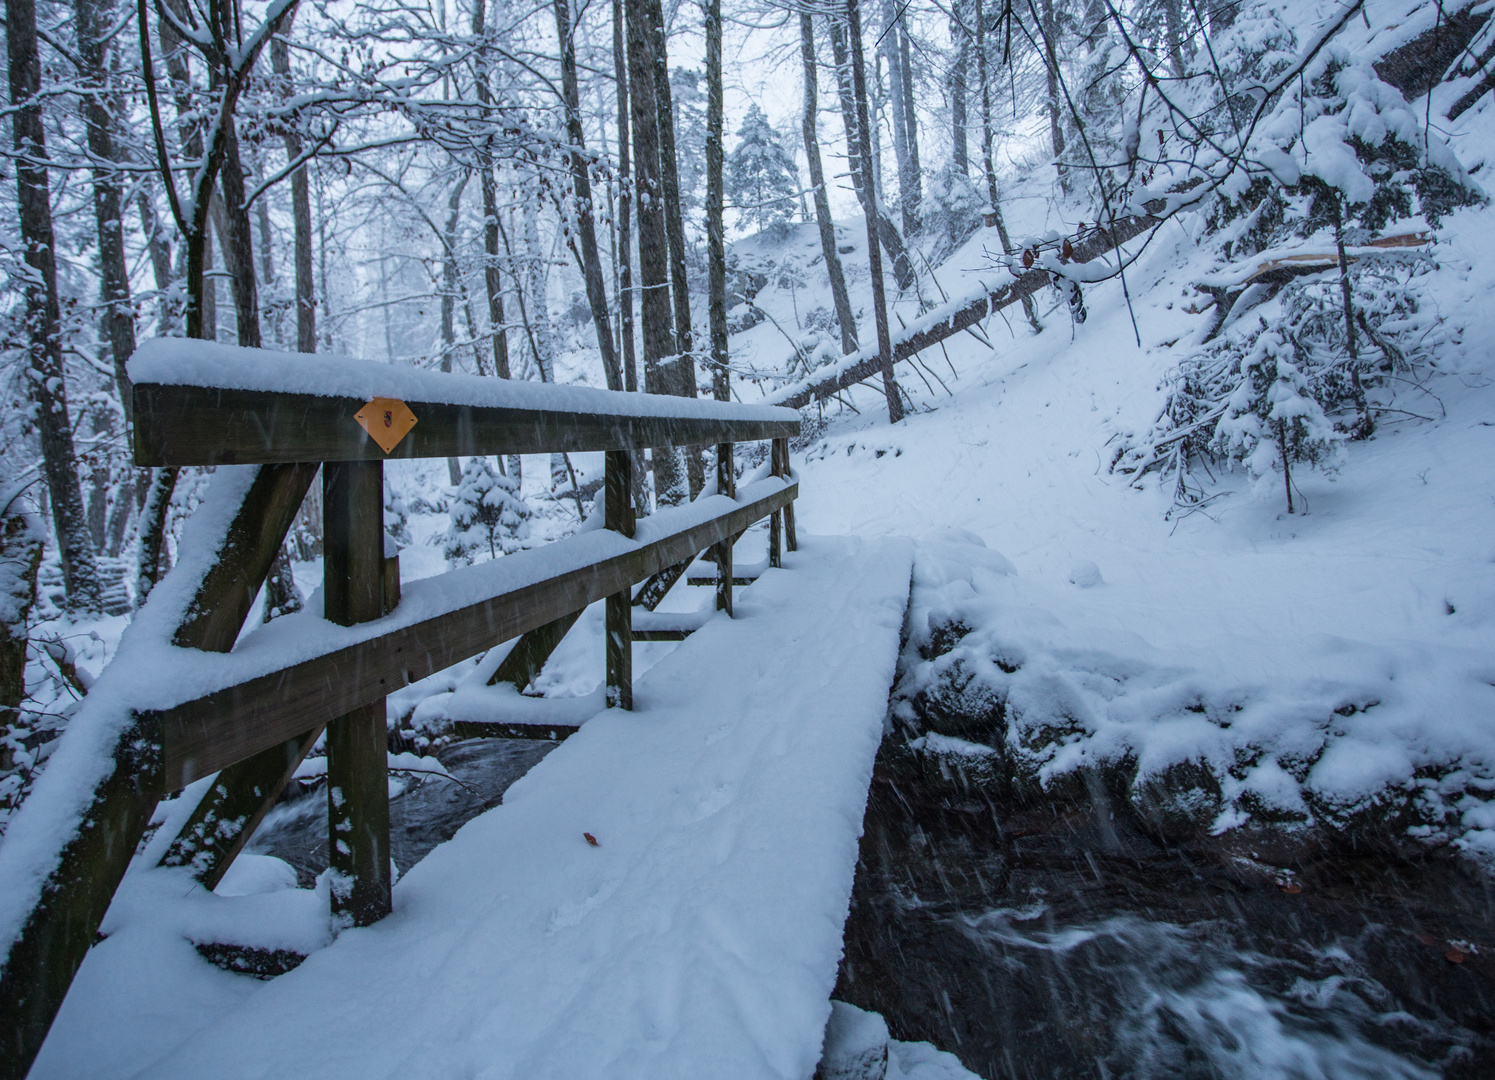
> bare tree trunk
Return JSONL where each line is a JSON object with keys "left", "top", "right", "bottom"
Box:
{"left": 614, "top": 0, "right": 638, "bottom": 397}
{"left": 1039, "top": 0, "right": 1066, "bottom": 185}
{"left": 801, "top": 13, "right": 857, "bottom": 355}
{"left": 1163, "top": 0, "right": 1187, "bottom": 80}
{"left": 470, "top": 0, "right": 512, "bottom": 383}
{"left": 626, "top": 0, "right": 685, "bottom": 506}
{"left": 614, "top": 0, "right": 648, "bottom": 513}
{"left": 846, "top": 0, "right": 905, "bottom": 424}
{"left": 271, "top": 28, "right": 316, "bottom": 354}
{"left": 554, "top": 0, "right": 622, "bottom": 392}
{"left": 898, "top": 14, "right": 921, "bottom": 226}
{"left": 441, "top": 173, "right": 469, "bottom": 486}
{"left": 75, "top": 0, "right": 135, "bottom": 411}
{"left": 137, "top": 184, "right": 175, "bottom": 334}
{"left": 645, "top": 0, "right": 702, "bottom": 498}
{"left": 7, "top": 0, "right": 100, "bottom": 610}
{"left": 977, "top": 0, "right": 1039, "bottom": 332}
{"left": 880, "top": 0, "right": 915, "bottom": 237}
{"left": 949, "top": 0, "right": 969, "bottom": 175}
{"left": 522, "top": 197, "right": 556, "bottom": 384}
{"left": 827, "top": 13, "right": 915, "bottom": 290}
{"left": 213, "top": 125, "right": 262, "bottom": 348}
{"left": 706, "top": 0, "right": 730, "bottom": 400}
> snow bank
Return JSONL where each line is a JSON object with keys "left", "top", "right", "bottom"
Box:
{"left": 895, "top": 533, "right": 1495, "bottom": 854}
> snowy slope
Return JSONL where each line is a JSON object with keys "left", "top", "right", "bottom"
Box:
{"left": 750, "top": 194, "right": 1495, "bottom": 855}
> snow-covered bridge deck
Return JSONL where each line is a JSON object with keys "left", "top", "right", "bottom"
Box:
{"left": 114, "top": 535, "right": 910, "bottom": 1080}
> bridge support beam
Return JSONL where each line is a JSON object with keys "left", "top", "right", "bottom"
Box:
{"left": 323, "top": 460, "right": 392, "bottom": 927}
{"left": 771, "top": 438, "right": 795, "bottom": 564}
{"left": 715, "top": 443, "right": 734, "bottom": 615}
{"left": 605, "top": 450, "right": 634, "bottom": 710}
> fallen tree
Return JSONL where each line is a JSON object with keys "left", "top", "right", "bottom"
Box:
{"left": 764, "top": 202, "right": 1169, "bottom": 411}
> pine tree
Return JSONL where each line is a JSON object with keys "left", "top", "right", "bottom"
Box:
{"left": 1213, "top": 328, "right": 1343, "bottom": 514}
{"left": 445, "top": 457, "right": 532, "bottom": 564}
{"left": 726, "top": 104, "right": 799, "bottom": 237}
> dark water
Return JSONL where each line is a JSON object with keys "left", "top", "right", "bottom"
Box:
{"left": 246, "top": 737, "right": 556, "bottom": 886}
{"left": 835, "top": 743, "right": 1495, "bottom": 1080}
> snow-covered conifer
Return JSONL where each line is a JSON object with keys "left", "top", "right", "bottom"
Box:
{"left": 726, "top": 104, "right": 798, "bottom": 237}
{"left": 445, "top": 457, "right": 531, "bottom": 565}
{"left": 1213, "top": 328, "right": 1343, "bottom": 513}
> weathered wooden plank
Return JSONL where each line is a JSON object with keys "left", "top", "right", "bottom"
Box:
{"left": 487, "top": 611, "right": 583, "bottom": 691}
{"left": 322, "top": 460, "right": 391, "bottom": 926}
{"left": 773, "top": 438, "right": 796, "bottom": 557}
{"left": 157, "top": 464, "right": 327, "bottom": 887}
{"left": 173, "top": 463, "right": 320, "bottom": 649}
{"left": 0, "top": 720, "right": 160, "bottom": 1080}
{"left": 629, "top": 627, "right": 694, "bottom": 642}
{"left": 158, "top": 726, "right": 325, "bottom": 889}
{"left": 686, "top": 571, "right": 760, "bottom": 586}
{"left": 715, "top": 444, "right": 735, "bottom": 617}
{"left": 605, "top": 450, "right": 634, "bottom": 711}
{"left": 132, "top": 383, "right": 800, "bottom": 466}
{"left": 1, "top": 466, "right": 305, "bottom": 1080}
{"left": 146, "top": 481, "right": 799, "bottom": 790}
{"left": 632, "top": 559, "right": 690, "bottom": 610}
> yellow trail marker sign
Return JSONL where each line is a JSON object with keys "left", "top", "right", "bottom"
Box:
{"left": 354, "top": 398, "right": 418, "bottom": 454}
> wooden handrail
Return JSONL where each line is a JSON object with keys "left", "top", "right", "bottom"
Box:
{"left": 127, "top": 339, "right": 798, "bottom": 467}
{"left": 142, "top": 478, "right": 797, "bottom": 791}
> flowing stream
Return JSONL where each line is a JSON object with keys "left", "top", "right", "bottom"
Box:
{"left": 243, "top": 734, "right": 1491, "bottom": 1078}
{"left": 834, "top": 743, "right": 1494, "bottom": 1079}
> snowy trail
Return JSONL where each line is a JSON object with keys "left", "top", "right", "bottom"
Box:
{"left": 60, "top": 535, "right": 910, "bottom": 1080}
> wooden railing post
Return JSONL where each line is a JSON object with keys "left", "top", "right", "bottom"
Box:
{"left": 773, "top": 437, "right": 797, "bottom": 552}
{"left": 322, "top": 460, "right": 392, "bottom": 927}
{"left": 715, "top": 443, "right": 735, "bottom": 615}
{"left": 605, "top": 450, "right": 634, "bottom": 710}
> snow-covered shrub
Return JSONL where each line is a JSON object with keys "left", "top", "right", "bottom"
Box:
{"left": 1211, "top": 325, "right": 1344, "bottom": 510}
{"left": 444, "top": 457, "right": 531, "bottom": 565}
{"left": 1116, "top": 256, "right": 1450, "bottom": 511}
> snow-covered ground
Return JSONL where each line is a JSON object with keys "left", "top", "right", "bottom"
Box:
{"left": 739, "top": 195, "right": 1495, "bottom": 857}
{"left": 31, "top": 536, "right": 913, "bottom": 1080}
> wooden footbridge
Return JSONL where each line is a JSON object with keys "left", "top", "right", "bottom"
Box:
{"left": 0, "top": 343, "right": 913, "bottom": 1080}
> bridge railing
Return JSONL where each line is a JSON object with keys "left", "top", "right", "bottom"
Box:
{"left": 0, "top": 341, "right": 799, "bottom": 1080}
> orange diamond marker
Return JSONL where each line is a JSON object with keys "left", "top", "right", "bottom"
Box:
{"left": 354, "top": 397, "right": 418, "bottom": 454}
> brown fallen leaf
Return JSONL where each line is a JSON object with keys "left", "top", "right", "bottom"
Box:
{"left": 1279, "top": 882, "right": 1302, "bottom": 894}
{"left": 1445, "top": 948, "right": 1466, "bottom": 964}
{"left": 584, "top": 832, "right": 599, "bottom": 847}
